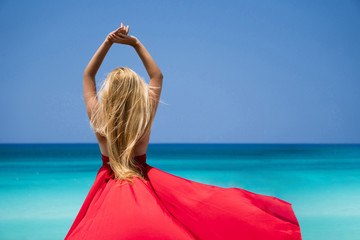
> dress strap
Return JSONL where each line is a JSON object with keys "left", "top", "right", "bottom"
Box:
{"left": 101, "top": 154, "right": 110, "bottom": 165}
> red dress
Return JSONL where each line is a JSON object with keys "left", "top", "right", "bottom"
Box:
{"left": 65, "top": 153, "right": 302, "bottom": 239}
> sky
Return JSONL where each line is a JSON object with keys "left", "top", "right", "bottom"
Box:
{"left": 0, "top": 0, "right": 359, "bottom": 144}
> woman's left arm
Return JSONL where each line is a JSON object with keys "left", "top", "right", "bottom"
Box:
{"left": 83, "top": 24, "right": 127, "bottom": 119}
{"left": 83, "top": 38, "right": 113, "bottom": 119}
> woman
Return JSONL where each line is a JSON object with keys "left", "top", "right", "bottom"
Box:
{"left": 65, "top": 22, "right": 302, "bottom": 239}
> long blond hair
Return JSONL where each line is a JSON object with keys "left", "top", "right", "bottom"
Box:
{"left": 90, "top": 67, "right": 159, "bottom": 185}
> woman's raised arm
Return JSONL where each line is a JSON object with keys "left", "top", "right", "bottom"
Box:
{"left": 83, "top": 39, "right": 113, "bottom": 120}
{"left": 83, "top": 25, "right": 127, "bottom": 119}
{"left": 133, "top": 40, "right": 163, "bottom": 114}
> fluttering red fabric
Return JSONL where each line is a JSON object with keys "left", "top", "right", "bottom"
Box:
{"left": 65, "top": 154, "right": 301, "bottom": 239}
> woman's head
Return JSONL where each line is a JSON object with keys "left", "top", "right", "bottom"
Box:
{"left": 100, "top": 67, "right": 147, "bottom": 109}
{"left": 90, "top": 67, "right": 156, "bottom": 184}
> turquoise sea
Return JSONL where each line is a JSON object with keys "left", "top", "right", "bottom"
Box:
{"left": 0, "top": 143, "right": 359, "bottom": 240}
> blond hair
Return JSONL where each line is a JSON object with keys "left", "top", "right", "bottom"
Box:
{"left": 90, "top": 67, "right": 160, "bottom": 185}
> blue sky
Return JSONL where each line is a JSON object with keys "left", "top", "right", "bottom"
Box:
{"left": 0, "top": 0, "right": 359, "bottom": 143}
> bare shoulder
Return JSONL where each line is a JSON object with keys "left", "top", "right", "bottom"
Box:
{"left": 134, "top": 131, "right": 151, "bottom": 156}
{"left": 95, "top": 132, "right": 108, "bottom": 156}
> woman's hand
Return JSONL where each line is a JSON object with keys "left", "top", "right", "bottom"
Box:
{"left": 107, "top": 22, "right": 139, "bottom": 47}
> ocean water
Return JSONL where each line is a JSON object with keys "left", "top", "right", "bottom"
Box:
{"left": 0, "top": 143, "right": 359, "bottom": 240}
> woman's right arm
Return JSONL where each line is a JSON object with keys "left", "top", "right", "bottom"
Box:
{"left": 133, "top": 41, "right": 163, "bottom": 113}
{"left": 133, "top": 41, "right": 163, "bottom": 80}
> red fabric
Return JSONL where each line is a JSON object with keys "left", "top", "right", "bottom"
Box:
{"left": 65, "top": 154, "right": 302, "bottom": 239}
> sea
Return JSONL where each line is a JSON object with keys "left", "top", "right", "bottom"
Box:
{"left": 0, "top": 143, "right": 359, "bottom": 240}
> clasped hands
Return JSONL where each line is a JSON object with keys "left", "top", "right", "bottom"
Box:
{"left": 107, "top": 22, "right": 139, "bottom": 47}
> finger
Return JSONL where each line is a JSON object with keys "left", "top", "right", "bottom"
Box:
{"left": 112, "top": 32, "right": 120, "bottom": 37}
{"left": 113, "top": 34, "right": 125, "bottom": 41}
{"left": 120, "top": 33, "right": 129, "bottom": 40}
{"left": 126, "top": 25, "right": 129, "bottom": 34}
{"left": 121, "top": 22, "right": 123, "bottom": 28}
{"left": 120, "top": 26, "right": 125, "bottom": 34}
{"left": 116, "top": 29, "right": 122, "bottom": 34}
